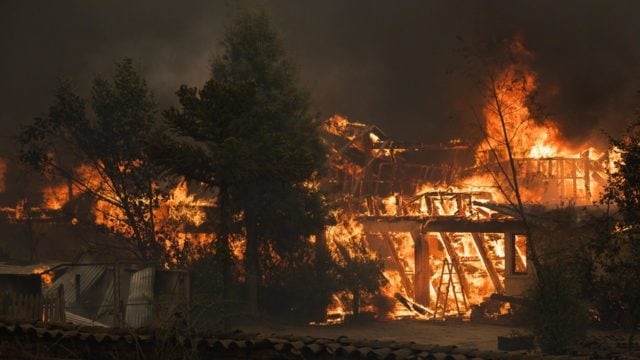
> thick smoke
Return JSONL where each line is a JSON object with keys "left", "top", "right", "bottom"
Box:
{"left": 1, "top": 0, "right": 639, "bottom": 154}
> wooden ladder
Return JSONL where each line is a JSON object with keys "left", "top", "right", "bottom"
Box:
{"left": 432, "top": 258, "right": 468, "bottom": 319}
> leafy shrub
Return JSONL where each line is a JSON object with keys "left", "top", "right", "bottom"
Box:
{"left": 522, "top": 263, "right": 589, "bottom": 354}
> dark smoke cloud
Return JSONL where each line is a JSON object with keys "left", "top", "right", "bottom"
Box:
{"left": 2, "top": 0, "right": 639, "bottom": 155}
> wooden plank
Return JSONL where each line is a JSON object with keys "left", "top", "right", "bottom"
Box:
{"left": 359, "top": 218, "right": 422, "bottom": 234}
{"left": 471, "top": 233, "right": 504, "bottom": 294}
{"left": 424, "top": 218, "right": 525, "bottom": 233}
{"left": 358, "top": 217, "right": 525, "bottom": 234}
{"left": 382, "top": 233, "right": 414, "bottom": 299}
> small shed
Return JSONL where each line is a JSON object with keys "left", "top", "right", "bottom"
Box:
{"left": 0, "top": 264, "right": 50, "bottom": 321}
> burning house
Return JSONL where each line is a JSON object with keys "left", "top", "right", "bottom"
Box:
{"left": 321, "top": 112, "right": 609, "bottom": 320}
{"left": 0, "top": 161, "right": 198, "bottom": 327}
{"left": 319, "top": 40, "right": 611, "bottom": 320}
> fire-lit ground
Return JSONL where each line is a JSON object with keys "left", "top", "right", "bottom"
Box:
{"left": 236, "top": 318, "right": 639, "bottom": 356}
{"left": 237, "top": 318, "right": 524, "bottom": 351}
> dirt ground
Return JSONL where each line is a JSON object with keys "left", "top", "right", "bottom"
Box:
{"left": 237, "top": 318, "right": 525, "bottom": 351}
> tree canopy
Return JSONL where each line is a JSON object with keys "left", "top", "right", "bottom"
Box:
{"left": 19, "top": 58, "right": 167, "bottom": 263}
{"left": 603, "top": 122, "right": 640, "bottom": 226}
{"left": 154, "top": 9, "right": 331, "bottom": 316}
{"left": 587, "top": 120, "right": 640, "bottom": 342}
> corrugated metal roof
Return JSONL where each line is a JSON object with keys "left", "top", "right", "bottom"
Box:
{"left": 64, "top": 311, "right": 108, "bottom": 328}
{"left": 124, "top": 267, "right": 155, "bottom": 328}
{"left": 96, "top": 270, "right": 115, "bottom": 324}
{"left": 43, "top": 257, "right": 107, "bottom": 306}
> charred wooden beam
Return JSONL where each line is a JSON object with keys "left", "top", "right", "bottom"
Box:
{"left": 382, "top": 233, "right": 414, "bottom": 299}
{"left": 471, "top": 233, "right": 504, "bottom": 294}
{"left": 358, "top": 217, "right": 422, "bottom": 234}
{"left": 490, "top": 293, "right": 527, "bottom": 305}
{"left": 358, "top": 215, "right": 526, "bottom": 234}
{"left": 582, "top": 150, "right": 591, "bottom": 203}
{"left": 372, "top": 140, "right": 471, "bottom": 151}
{"left": 394, "top": 292, "right": 431, "bottom": 315}
{"left": 423, "top": 218, "right": 525, "bottom": 233}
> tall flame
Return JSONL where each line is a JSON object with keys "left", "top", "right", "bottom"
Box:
{"left": 474, "top": 38, "right": 608, "bottom": 204}
{"left": 478, "top": 40, "right": 571, "bottom": 162}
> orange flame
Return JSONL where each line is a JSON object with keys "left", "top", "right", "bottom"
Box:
{"left": 39, "top": 161, "right": 221, "bottom": 265}
{"left": 475, "top": 38, "right": 608, "bottom": 204}
{"left": 478, "top": 51, "right": 571, "bottom": 162}
{"left": 32, "top": 266, "right": 53, "bottom": 285}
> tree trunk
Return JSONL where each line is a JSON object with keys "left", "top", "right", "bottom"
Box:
{"left": 352, "top": 289, "right": 360, "bottom": 316}
{"left": 491, "top": 77, "right": 541, "bottom": 276}
{"left": 244, "top": 206, "right": 259, "bottom": 316}
{"left": 216, "top": 185, "right": 234, "bottom": 331}
{"left": 312, "top": 230, "right": 332, "bottom": 321}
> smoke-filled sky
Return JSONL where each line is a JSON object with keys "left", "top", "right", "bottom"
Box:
{"left": 2, "top": 0, "right": 640, "bottom": 155}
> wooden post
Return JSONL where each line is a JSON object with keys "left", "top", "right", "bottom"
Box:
{"left": 184, "top": 270, "right": 191, "bottom": 328}
{"left": 57, "top": 284, "right": 65, "bottom": 322}
{"left": 75, "top": 274, "right": 81, "bottom": 303}
{"left": 413, "top": 230, "right": 430, "bottom": 306}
